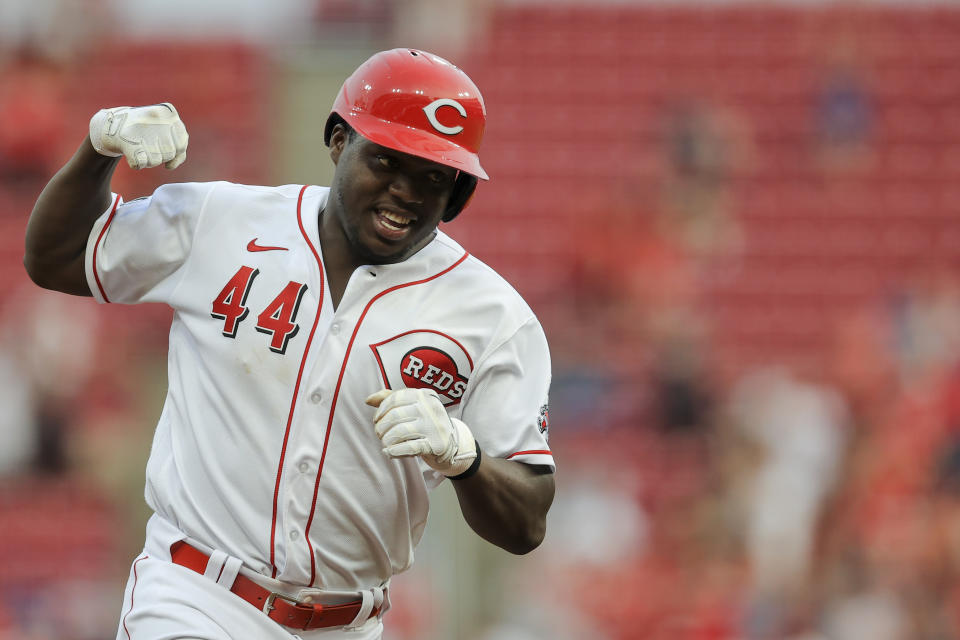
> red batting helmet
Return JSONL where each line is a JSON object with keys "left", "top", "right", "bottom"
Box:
{"left": 324, "top": 48, "right": 488, "bottom": 183}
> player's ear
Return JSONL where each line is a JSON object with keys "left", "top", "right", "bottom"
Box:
{"left": 328, "top": 124, "right": 349, "bottom": 165}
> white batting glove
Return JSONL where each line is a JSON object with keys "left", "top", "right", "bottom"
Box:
{"left": 89, "top": 103, "right": 188, "bottom": 170}
{"left": 366, "top": 388, "right": 479, "bottom": 478}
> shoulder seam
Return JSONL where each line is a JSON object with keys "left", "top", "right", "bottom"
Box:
{"left": 167, "top": 181, "right": 220, "bottom": 303}
{"left": 470, "top": 313, "right": 539, "bottom": 375}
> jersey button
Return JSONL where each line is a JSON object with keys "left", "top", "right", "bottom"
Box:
{"left": 310, "top": 391, "right": 322, "bottom": 404}
{"left": 298, "top": 461, "right": 310, "bottom": 473}
{"left": 330, "top": 323, "right": 341, "bottom": 336}
{"left": 289, "top": 530, "right": 299, "bottom": 541}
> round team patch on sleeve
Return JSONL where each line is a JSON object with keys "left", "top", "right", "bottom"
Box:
{"left": 537, "top": 403, "right": 550, "bottom": 441}
{"left": 370, "top": 330, "right": 473, "bottom": 406}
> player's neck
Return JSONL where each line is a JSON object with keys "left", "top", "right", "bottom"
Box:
{"left": 317, "top": 209, "right": 359, "bottom": 310}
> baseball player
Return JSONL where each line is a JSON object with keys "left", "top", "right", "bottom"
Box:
{"left": 23, "top": 49, "right": 555, "bottom": 639}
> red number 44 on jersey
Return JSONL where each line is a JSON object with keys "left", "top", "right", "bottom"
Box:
{"left": 211, "top": 266, "right": 307, "bottom": 355}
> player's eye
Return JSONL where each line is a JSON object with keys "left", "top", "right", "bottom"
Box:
{"left": 376, "top": 155, "right": 397, "bottom": 169}
{"left": 426, "top": 171, "right": 451, "bottom": 186}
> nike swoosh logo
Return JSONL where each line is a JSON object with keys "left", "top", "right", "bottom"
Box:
{"left": 247, "top": 238, "right": 288, "bottom": 253}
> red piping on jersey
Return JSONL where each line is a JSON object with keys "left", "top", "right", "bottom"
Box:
{"left": 91, "top": 194, "right": 121, "bottom": 303}
{"left": 122, "top": 554, "right": 148, "bottom": 640}
{"left": 369, "top": 328, "right": 475, "bottom": 389}
{"left": 268, "top": 185, "right": 326, "bottom": 578}
{"left": 507, "top": 450, "right": 552, "bottom": 459}
{"left": 303, "top": 251, "right": 470, "bottom": 585}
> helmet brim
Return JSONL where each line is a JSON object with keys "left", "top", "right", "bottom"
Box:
{"left": 343, "top": 111, "right": 489, "bottom": 181}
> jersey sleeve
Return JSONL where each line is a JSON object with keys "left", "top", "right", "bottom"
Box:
{"left": 459, "top": 316, "right": 554, "bottom": 471}
{"left": 84, "top": 182, "right": 215, "bottom": 305}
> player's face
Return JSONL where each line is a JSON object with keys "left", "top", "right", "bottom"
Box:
{"left": 327, "top": 126, "right": 457, "bottom": 264}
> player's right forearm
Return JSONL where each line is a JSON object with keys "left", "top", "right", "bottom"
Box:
{"left": 24, "top": 135, "right": 121, "bottom": 296}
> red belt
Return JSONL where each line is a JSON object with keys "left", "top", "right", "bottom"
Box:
{"left": 170, "top": 541, "right": 382, "bottom": 630}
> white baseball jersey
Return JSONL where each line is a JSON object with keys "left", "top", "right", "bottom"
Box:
{"left": 85, "top": 181, "right": 554, "bottom": 593}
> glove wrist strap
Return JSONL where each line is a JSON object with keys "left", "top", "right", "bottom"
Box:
{"left": 448, "top": 440, "right": 481, "bottom": 481}
{"left": 89, "top": 109, "right": 123, "bottom": 157}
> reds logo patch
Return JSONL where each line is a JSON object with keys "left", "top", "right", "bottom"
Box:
{"left": 538, "top": 403, "right": 549, "bottom": 440}
{"left": 371, "top": 330, "right": 473, "bottom": 406}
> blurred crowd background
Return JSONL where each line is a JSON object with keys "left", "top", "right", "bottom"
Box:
{"left": 2, "top": 0, "right": 960, "bottom": 638}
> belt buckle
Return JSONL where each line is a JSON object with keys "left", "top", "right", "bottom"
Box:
{"left": 263, "top": 591, "right": 302, "bottom": 615}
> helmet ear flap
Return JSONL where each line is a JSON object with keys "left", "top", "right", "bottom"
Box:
{"left": 442, "top": 173, "right": 478, "bottom": 222}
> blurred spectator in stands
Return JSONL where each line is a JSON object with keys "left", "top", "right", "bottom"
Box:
{"left": 0, "top": 49, "right": 67, "bottom": 201}
{"left": 828, "top": 307, "right": 899, "bottom": 432}
{"left": 660, "top": 98, "right": 749, "bottom": 258}
{"left": 727, "top": 366, "right": 850, "bottom": 638}
{"left": 545, "top": 462, "right": 648, "bottom": 567}
{"left": 557, "top": 101, "right": 730, "bottom": 452}
{"left": 819, "top": 555, "right": 909, "bottom": 640}
{"left": 811, "top": 37, "right": 875, "bottom": 174}
{"left": 0, "top": 334, "right": 35, "bottom": 477}
{"left": 930, "top": 438, "right": 960, "bottom": 636}
{"left": 563, "top": 190, "right": 705, "bottom": 432}
{"left": 888, "top": 267, "right": 960, "bottom": 388}
{"left": 0, "top": 286, "right": 99, "bottom": 476}
{"left": 483, "top": 460, "right": 644, "bottom": 640}
{"left": 812, "top": 269, "right": 960, "bottom": 640}
{"left": 0, "top": 287, "right": 125, "bottom": 639}
{"left": 557, "top": 96, "right": 743, "bottom": 443}
{"left": 650, "top": 324, "right": 715, "bottom": 438}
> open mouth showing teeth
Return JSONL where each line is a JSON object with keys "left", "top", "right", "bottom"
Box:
{"left": 377, "top": 209, "right": 414, "bottom": 229}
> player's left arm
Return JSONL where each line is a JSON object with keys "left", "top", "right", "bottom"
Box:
{"left": 366, "top": 315, "right": 555, "bottom": 554}
{"left": 367, "top": 388, "right": 554, "bottom": 554}
{"left": 449, "top": 455, "right": 555, "bottom": 555}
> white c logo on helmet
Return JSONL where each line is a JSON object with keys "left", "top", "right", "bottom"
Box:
{"left": 423, "top": 98, "right": 466, "bottom": 135}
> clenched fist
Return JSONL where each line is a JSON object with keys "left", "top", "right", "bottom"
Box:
{"left": 89, "top": 103, "right": 188, "bottom": 170}
{"left": 366, "top": 388, "right": 479, "bottom": 478}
